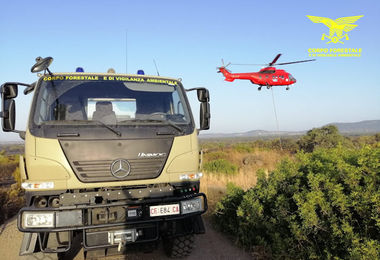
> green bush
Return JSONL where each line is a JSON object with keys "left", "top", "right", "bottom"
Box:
{"left": 213, "top": 145, "right": 380, "bottom": 259}
{"left": 213, "top": 183, "right": 244, "bottom": 236}
{"left": 203, "top": 159, "right": 238, "bottom": 175}
{"left": 233, "top": 143, "right": 254, "bottom": 153}
{"left": 0, "top": 153, "right": 24, "bottom": 225}
{"left": 204, "top": 151, "right": 228, "bottom": 161}
{"left": 298, "top": 125, "right": 352, "bottom": 152}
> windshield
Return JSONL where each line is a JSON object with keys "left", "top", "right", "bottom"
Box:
{"left": 32, "top": 76, "right": 191, "bottom": 128}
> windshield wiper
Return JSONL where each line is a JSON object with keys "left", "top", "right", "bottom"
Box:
{"left": 70, "top": 120, "right": 121, "bottom": 137}
{"left": 124, "top": 119, "right": 184, "bottom": 134}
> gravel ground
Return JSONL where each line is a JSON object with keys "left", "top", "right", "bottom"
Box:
{"left": 0, "top": 217, "right": 252, "bottom": 260}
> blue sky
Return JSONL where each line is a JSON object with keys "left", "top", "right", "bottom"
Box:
{"left": 1, "top": 0, "right": 379, "bottom": 141}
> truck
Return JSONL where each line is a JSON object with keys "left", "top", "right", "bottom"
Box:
{"left": 0, "top": 57, "right": 210, "bottom": 259}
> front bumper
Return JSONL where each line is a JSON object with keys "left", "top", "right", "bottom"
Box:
{"left": 18, "top": 192, "right": 207, "bottom": 233}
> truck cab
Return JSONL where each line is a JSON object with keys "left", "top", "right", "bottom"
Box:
{"left": 0, "top": 57, "right": 210, "bottom": 258}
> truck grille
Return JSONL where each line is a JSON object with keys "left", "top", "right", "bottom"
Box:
{"left": 59, "top": 138, "right": 173, "bottom": 183}
{"left": 72, "top": 158, "right": 166, "bottom": 182}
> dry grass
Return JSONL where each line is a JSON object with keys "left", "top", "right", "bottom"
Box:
{"left": 200, "top": 148, "right": 290, "bottom": 213}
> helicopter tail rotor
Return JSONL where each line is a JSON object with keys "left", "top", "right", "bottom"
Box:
{"left": 217, "top": 58, "right": 231, "bottom": 72}
{"left": 220, "top": 58, "right": 231, "bottom": 68}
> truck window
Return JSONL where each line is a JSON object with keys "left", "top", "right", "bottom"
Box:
{"left": 87, "top": 98, "right": 137, "bottom": 121}
{"left": 32, "top": 78, "right": 191, "bottom": 127}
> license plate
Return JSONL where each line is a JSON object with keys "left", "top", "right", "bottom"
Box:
{"left": 149, "top": 204, "right": 180, "bottom": 217}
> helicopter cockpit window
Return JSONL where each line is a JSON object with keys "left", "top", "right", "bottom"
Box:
{"left": 260, "top": 70, "right": 275, "bottom": 74}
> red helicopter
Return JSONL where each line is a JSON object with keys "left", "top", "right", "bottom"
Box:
{"left": 217, "top": 54, "right": 315, "bottom": 90}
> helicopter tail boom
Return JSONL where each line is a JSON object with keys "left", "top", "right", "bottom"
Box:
{"left": 218, "top": 67, "right": 235, "bottom": 82}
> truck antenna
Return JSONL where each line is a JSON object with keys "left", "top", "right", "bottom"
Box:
{"left": 153, "top": 59, "right": 160, "bottom": 76}
{"left": 125, "top": 30, "right": 128, "bottom": 74}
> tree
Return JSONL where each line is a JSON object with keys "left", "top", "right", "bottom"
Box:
{"left": 297, "top": 125, "right": 348, "bottom": 152}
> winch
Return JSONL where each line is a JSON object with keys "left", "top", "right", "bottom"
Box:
{"left": 108, "top": 229, "right": 139, "bottom": 251}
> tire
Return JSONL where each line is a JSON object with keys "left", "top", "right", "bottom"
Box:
{"left": 164, "top": 234, "right": 195, "bottom": 258}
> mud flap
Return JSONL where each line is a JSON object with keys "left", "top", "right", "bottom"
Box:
{"left": 192, "top": 215, "right": 206, "bottom": 234}
{"left": 19, "top": 232, "right": 38, "bottom": 255}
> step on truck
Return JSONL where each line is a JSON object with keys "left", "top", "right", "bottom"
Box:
{"left": 0, "top": 57, "right": 211, "bottom": 259}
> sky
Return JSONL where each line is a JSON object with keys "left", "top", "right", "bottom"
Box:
{"left": 1, "top": 0, "right": 379, "bottom": 141}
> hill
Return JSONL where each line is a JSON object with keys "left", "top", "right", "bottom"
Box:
{"left": 326, "top": 120, "right": 380, "bottom": 134}
{"left": 200, "top": 119, "right": 380, "bottom": 139}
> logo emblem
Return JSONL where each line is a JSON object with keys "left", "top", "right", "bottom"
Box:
{"left": 306, "top": 15, "right": 363, "bottom": 44}
{"left": 138, "top": 152, "right": 166, "bottom": 158}
{"left": 110, "top": 159, "right": 131, "bottom": 178}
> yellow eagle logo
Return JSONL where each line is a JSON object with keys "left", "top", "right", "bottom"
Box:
{"left": 306, "top": 15, "right": 363, "bottom": 44}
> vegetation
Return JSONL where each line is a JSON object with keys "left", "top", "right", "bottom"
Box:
{"left": 0, "top": 151, "right": 24, "bottom": 225}
{"left": 203, "top": 159, "right": 239, "bottom": 175}
{"left": 212, "top": 128, "right": 380, "bottom": 259}
{"left": 297, "top": 125, "right": 351, "bottom": 152}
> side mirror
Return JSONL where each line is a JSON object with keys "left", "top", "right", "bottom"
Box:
{"left": 1, "top": 83, "right": 18, "bottom": 99}
{"left": 0, "top": 82, "right": 32, "bottom": 138}
{"left": 2, "top": 99, "right": 15, "bottom": 131}
{"left": 197, "top": 88, "right": 209, "bottom": 102}
{"left": 200, "top": 102, "right": 210, "bottom": 130}
{"left": 186, "top": 87, "right": 211, "bottom": 131}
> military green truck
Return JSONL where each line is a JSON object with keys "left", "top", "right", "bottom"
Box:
{"left": 0, "top": 57, "right": 210, "bottom": 259}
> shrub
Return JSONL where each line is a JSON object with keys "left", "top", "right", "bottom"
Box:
{"left": 233, "top": 143, "right": 254, "bottom": 153}
{"left": 204, "top": 151, "right": 228, "bottom": 161}
{"left": 274, "top": 138, "right": 299, "bottom": 153}
{"left": 0, "top": 152, "right": 18, "bottom": 181}
{"left": 203, "top": 159, "right": 238, "bottom": 175}
{"left": 0, "top": 153, "right": 24, "bottom": 224}
{"left": 213, "top": 145, "right": 380, "bottom": 259}
{"left": 297, "top": 125, "right": 351, "bottom": 152}
{"left": 213, "top": 183, "right": 244, "bottom": 236}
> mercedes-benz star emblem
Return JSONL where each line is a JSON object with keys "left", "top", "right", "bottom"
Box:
{"left": 110, "top": 159, "right": 131, "bottom": 178}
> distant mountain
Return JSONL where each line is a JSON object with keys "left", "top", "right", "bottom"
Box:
{"left": 200, "top": 130, "right": 305, "bottom": 139}
{"left": 326, "top": 120, "right": 380, "bottom": 134}
{"left": 200, "top": 120, "right": 380, "bottom": 139}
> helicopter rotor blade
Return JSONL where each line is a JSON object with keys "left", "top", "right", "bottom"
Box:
{"left": 269, "top": 54, "right": 282, "bottom": 66}
{"left": 276, "top": 59, "right": 316, "bottom": 66}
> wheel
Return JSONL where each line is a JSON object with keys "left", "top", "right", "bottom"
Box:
{"left": 286, "top": 87, "right": 290, "bottom": 90}
{"left": 258, "top": 87, "right": 262, "bottom": 91}
{"left": 266, "top": 85, "right": 271, "bottom": 89}
{"left": 164, "top": 234, "right": 195, "bottom": 258}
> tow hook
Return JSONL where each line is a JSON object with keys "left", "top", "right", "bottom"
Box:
{"left": 108, "top": 229, "right": 138, "bottom": 251}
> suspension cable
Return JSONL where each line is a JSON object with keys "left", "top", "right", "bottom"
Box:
{"left": 271, "top": 88, "right": 283, "bottom": 150}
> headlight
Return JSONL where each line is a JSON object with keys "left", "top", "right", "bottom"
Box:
{"left": 22, "top": 210, "right": 82, "bottom": 229}
{"left": 179, "top": 172, "right": 203, "bottom": 180}
{"left": 23, "top": 212, "right": 54, "bottom": 228}
{"left": 181, "top": 197, "right": 203, "bottom": 214}
{"left": 21, "top": 182, "right": 54, "bottom": 190}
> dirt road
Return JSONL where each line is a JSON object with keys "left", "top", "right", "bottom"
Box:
{"left": 0, "top": 217, "right": 252, "bottom": 260}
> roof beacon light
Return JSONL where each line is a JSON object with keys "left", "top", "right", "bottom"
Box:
{"left": 76, "top": 67, "right": 84, "bottom": 73}
{"left": 137, "top": 70, "right": 145, "bottom": 75}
